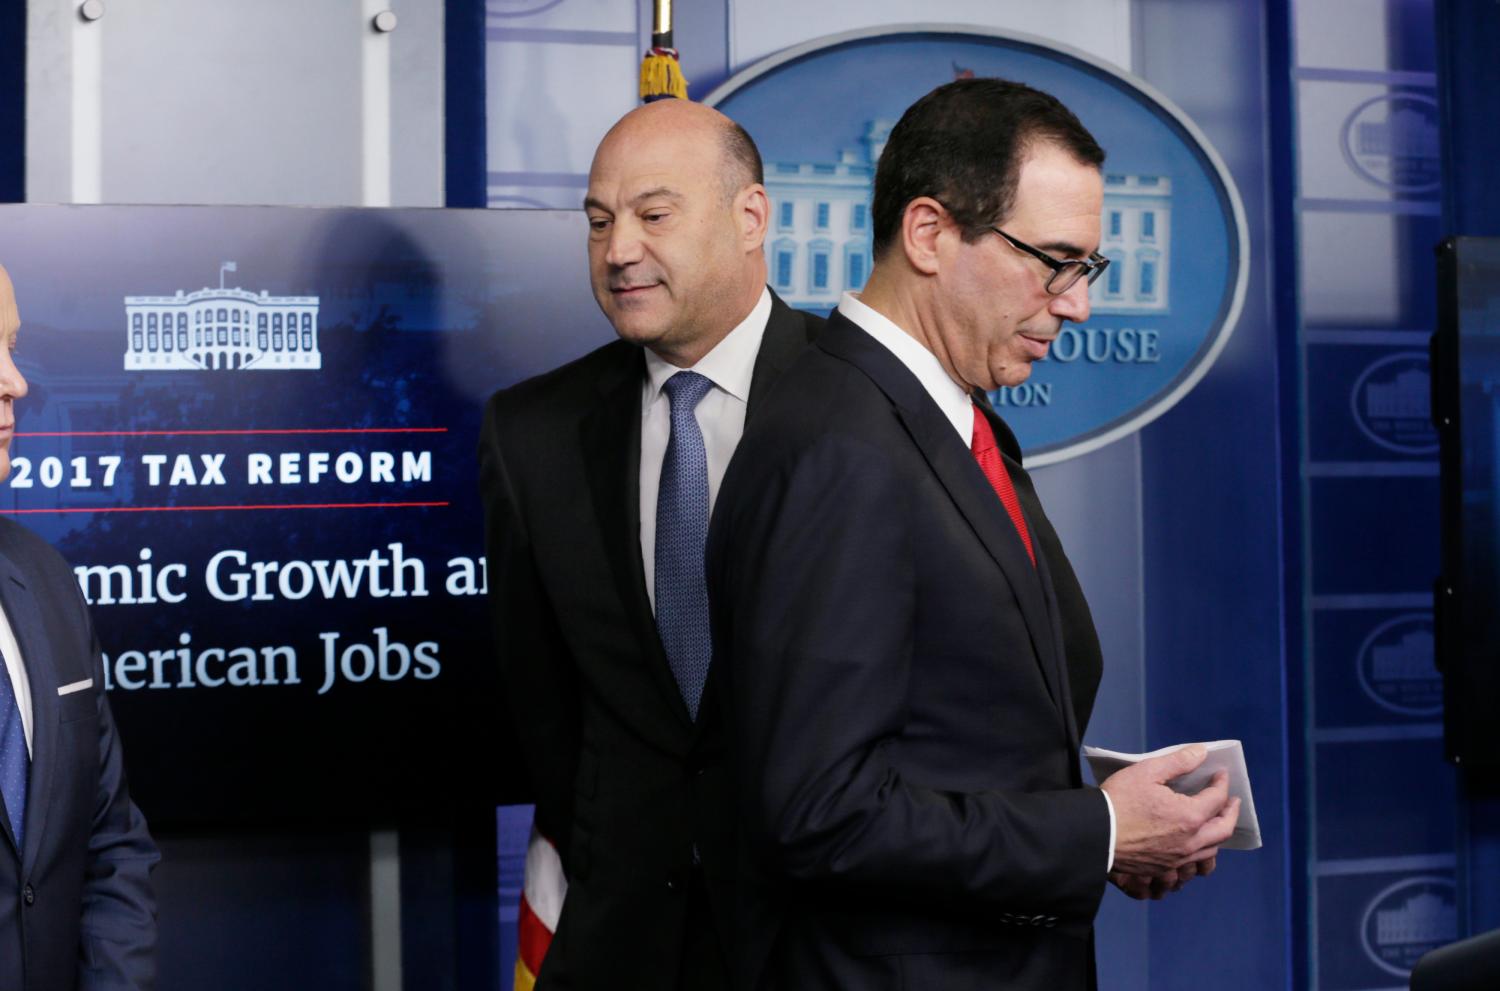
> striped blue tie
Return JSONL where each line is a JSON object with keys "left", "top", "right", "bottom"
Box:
{"left": 0, "top": 653, "right": 26, "bottom": 849}
{"left": 655, "top": 371, "right": 715, "bottom": 721}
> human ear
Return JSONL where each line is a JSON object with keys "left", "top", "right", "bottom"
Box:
{"left": 901, "top": 197, "right": 946, "bottom": 276}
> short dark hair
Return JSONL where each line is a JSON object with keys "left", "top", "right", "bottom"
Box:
{"left": 871, "top": 78, "right": 1105, "bottom": 258}
{"left": 720, "top": 119, "right": 765, "bottom": 200}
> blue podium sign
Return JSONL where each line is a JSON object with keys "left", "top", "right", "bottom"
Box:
{"left": 0, "top": 204, "right": 612, "bottom": 825}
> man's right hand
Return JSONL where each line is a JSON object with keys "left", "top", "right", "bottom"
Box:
{"left": 1101, "top": 744, "right": 1241, "bottom": 876}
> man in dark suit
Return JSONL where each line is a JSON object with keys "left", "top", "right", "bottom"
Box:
{"left": 0, "top": 263, "right": 159, "bottom": 990}
{"left": 707, "top": 79, "right": 1240, "bottom": 990}
{"left": 479, "top": 100, "right": 821, "bottom": 989}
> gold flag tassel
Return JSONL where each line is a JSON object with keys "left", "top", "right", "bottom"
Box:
{"left": 640, "top": 0, "right": 689, "bottom": 101}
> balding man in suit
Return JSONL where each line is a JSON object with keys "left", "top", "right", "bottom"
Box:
{"left": 480, "top": 101, "right": 821, "bottom": 989}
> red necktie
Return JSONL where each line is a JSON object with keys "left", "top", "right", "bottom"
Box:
{"left": 970, "top": 402, "right": 1035, "bottom": 566}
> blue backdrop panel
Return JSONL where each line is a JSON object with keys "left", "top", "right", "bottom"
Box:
{"left": 1133, "top": 0, "right": 1290, "bottom": 987}
{"left": 1309, "top": 477, "right": 1440, "bottom": 596}
{"left": 0, "top": 204, "right": 614, "bottom": 827}
{"left": 1314, "top": 738, "right": 1456, "bottom": 860}
{"left": 1306, "top": 345, "right": 1437, "bottom": 461}
{"left": 1313, "top": 609, "right": 1440, "bottom": 727}
{"left": 1316, "top": 867, "right": 1458, "bottom": 991}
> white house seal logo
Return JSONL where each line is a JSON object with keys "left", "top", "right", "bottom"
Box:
{"left": 1361, "top": 876, "right": 1457, "bottom": 978}
{"left": 1341, "top": 93, "right": 1441, "bottom": 194}
{"left": 1350, "top": 352, "right": 1437, "bottom": 454}
{"left": 1356, "top": 614, "right": 1440, "bottom": 717}
{"left": 707, "top": 25, "right": 1248, "bottom": 465}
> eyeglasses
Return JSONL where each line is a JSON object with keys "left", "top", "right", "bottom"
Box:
{"left": 988, "top": 227, "right": 1110, "bottom": 296}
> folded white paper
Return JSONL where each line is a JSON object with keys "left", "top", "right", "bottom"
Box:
{"left": 1083, "top": 739, "right": 1262, "bottom": 851}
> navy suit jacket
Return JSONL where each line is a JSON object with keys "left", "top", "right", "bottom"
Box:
{"left": 707, "top": 311, "right": 1110, "bottom": 991}
{"left": 0, "top": 518, "right": 158, "bottom": 991}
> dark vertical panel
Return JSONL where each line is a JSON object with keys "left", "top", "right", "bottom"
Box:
{"left": 1436, "top": 0, "right": 1500, "bottom": 938}
{"left": 445, "top": 0, "right": 488, "bottom": 208}
{"left": 1264, "top": 0, "right": 1308, "bottom": 984}
{"left": 154, "top": 830, "right": 369, "bottom": 991}
{"left": 1438, "top": 0, "right": 1500, "bottom": 239}
{"left": 452, "top": 812, "right": 504, "bottom": 991}
{"left": 1134, "top": 0, "right": 1292, "bottom": 987}
{"left": 399, "top": 828, "right": 457, "bottom": 991}
{"left": 0, "top": 0, "right": 23, "bottom": 202}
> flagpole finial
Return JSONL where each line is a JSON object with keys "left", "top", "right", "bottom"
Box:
{"left": 640, "top": 0, "right": 687, "bottom": 102}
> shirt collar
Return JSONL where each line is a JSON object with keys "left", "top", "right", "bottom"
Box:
{"left": 837, "top": 291, "right": 974, "bottom": 442}
{"left": 643, "top": 286, "right": 772, "bottom": 406}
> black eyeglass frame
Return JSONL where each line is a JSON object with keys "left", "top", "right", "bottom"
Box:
{"left": 988, "top": 226, "right": 1110, "bottom": 296}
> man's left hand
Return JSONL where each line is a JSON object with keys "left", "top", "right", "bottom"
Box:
{"left": 1109, "top": 855, "right": 1218, "bottom": 900}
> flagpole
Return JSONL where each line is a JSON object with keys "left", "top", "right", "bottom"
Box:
{"left": 639, "top": 0, "right": 688, "bottom": 102}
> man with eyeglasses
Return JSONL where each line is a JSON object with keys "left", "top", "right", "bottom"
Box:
{"left": 707, "top": 78, "right": 1239, "bottom": 991}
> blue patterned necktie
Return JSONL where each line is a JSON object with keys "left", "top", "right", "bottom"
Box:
{"left": 0, "top": 652, "right": 27, "bottom": 849}
{"left": 655, "top": 371, "right": 716, "bottom": 721}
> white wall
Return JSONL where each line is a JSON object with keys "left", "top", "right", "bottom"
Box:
{"left": 26, "top": 0, "right": 444, "bottom": 207}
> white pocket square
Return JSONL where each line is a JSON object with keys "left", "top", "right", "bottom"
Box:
{"left": 57, "top": 678, "right": 93, "bottom": 696}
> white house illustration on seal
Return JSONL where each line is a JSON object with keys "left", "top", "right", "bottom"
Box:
{"left": 762, "top": 119, "right": 1172, "bottom": 315}
{"left": 124, "top": 262, "right": 321, "bottom": 371}
{"left": 1371, "top": 629, "right": 1435, "bottom": 682}
{"left": 1375, "top": 891, "right": 1456, "bottom": 947}
{"left": 1365, "top": 368, "right": 1429, "bottom": 419}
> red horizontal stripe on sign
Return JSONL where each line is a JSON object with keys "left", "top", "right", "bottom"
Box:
{"left": 15, "top": 427, "right": 448, "bottom": 437}
{"left": 0, "top": 501, "right": 449, "bottom": 515}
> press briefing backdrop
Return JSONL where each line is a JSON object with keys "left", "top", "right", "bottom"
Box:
{"left": 0, "top": 204, "right": 612, "bottom": 826}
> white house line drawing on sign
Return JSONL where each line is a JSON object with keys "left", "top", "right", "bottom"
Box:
{"left": 124, "top": 263, "right": 321, "bottom": 371}
{"left": 1375, "top": 891, "right": 1456, "bottom": 947}
{"left": 1370, "top": 629, "right": 1435, "bottom": 682}
{"left": 1365, "top": 368, "right": 1429, "bottom": 419}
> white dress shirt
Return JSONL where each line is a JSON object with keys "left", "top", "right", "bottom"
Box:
{"left": 0, "top": 601, "right": 33, "bottom": 756}
{"left": 640, "top": 287, "right": 772, "bottom": 613}
{"left": 837, "top": 291, "right": 1117, "bottom": 873}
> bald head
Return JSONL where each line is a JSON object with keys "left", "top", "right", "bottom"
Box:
{"left": 593, "top": 100, "right": 763, "bottom": 204}
{"left": 583, "top": 101, "right": 771, "bottom": 367}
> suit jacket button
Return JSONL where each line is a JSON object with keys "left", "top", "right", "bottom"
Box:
{"left": 23, "top": 884, "right": 34, "bottom": 905}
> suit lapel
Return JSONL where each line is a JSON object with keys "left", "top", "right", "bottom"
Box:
{"left": 1021, "top": 492, "right": 1082, "bottom": 751}
{"left": 0, "top": 550, "right": 57, "bottom": 871}
{"left": 745, "top": 291, "right": 814, "bottom": 417}
{"left": 579, "top": 345, "right": 696, "bottom": 730}
{"left": 695, "top": 291, "right": 815, "bottom": 743}
{"left": 819, "top": 313, "right": 1069, "bottom": 720}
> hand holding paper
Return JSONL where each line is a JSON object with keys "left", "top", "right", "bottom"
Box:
{"left": 1094, "top": 742, "right": 1245, "bottom": 877}
{"left": 1087, "top": 739, "right": 1262, "bottom": 852}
